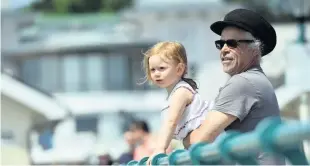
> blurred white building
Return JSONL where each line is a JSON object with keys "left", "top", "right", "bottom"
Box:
{"left": 1, "top": 11, "right": 162, "bottom": 163}
{"left": 1, "top": 73, "right": 67, "bottom": 165}
{"left": 2, "top": 0, "right": 309, "bottom": 164}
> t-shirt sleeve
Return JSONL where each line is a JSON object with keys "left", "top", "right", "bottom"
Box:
{"left": 213, "top": 75, "right": 259, "bottom": 121}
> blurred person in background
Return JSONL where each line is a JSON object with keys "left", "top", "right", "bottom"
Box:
{"left": 86, "top": 153, "right": 113, "bottom": 165}
{"left": 129, "top": 120, "right": 156, "bottom": 161}
{"left": 129, "top": 120, "right": 173, "bottom": 161}
{"left": 98, "top": 154, "right": 113, "bottom": 165}
{"left": 183, "top": 9, "right": 285, "bottom": 165}
{"left": 117, "top": 131, "right": 136, "bottom": 164}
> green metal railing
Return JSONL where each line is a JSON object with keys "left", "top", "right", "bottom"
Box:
{"left": 127, "top": 117, "right": 310, "bottom": 165}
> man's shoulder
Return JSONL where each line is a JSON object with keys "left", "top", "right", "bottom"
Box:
{"left": 221, "top": 72, "right": 263, "bottom": 98}
{"left": 237, "top": 66, "right": 267, "bottom": 82}
{"left": 228, "top": 67, "right": 269, "bottom": 89}
{"left": 226, "top": 74, "right": 253, "bottom": 89}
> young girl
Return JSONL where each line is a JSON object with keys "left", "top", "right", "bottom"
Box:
{"left": 142, "top": 41, "right": 213, "bottom": 164}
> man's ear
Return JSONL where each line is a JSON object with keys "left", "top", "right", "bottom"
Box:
{"left": 251, "top": 46, "right": 261, "bottom": 57}
{"left": 248, "top": 48, "right": 261, "bottom": 66}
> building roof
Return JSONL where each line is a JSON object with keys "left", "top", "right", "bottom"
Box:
{"left": 1, "top": 73, "right": 68, "bottom": 120}
{"left": 3, "top": 31, "right": 157, "bottom": 57}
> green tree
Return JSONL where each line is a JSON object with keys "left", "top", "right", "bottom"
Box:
{"left": 28, "top": 0, "right": 133, "bottom": 14}
{"left": 52, "top": 0, "right": 73, "bottom": 13}
{"left": 101, "top": 0, "right": 133, "bottom": 12}
{"left": 29, "top": 0, "right": 54, "bottom": 12}
{"left": 67, "top": 0, "right": 102, "bottom": 13}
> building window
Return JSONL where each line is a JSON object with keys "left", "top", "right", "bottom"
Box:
{"left": 1, "top": 130, "right": 15, "bottom": 144}
{"left": 21, "top": 58, "right": 41, "bottom": 89}
{"left": 85, "top": 54, "right": 106, "bottom": 91}
{"left": 38, "top": 129, "right": 53, "bottom": 150}
{"left": 75, "top": 115, "right": 98, "bottom": 134}
{"left": 18, "top": 50, "right": 159, "bottom": 92}
{"left": 40, "top": 56, "right": 61, "bottom": 92}
{"left": 129, "top": 54, "right": 144, "bottom": 90}
{"left": 106, "top": 54, "right": 130, "bottom": 90}
{"left": 63, "top": 55, "right": 82, "bottom": 92}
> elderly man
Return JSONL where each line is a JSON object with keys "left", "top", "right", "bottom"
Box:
{"left": 184, "top": 9, "right": 286, "bottom": 165}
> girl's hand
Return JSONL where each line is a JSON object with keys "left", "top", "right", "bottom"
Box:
{"left": 146, "top": 149, "right": 166, "bottom": 166}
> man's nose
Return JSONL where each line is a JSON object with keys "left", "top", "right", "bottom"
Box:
{"left": 221, "top": 44, "right": 230, "bottom": 54}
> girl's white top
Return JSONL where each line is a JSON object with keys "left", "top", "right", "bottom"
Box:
{"left": 161, "top": 80, "right": 214, "bottom": 141}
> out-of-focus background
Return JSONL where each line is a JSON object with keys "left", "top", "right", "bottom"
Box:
{"left": 1, "top": 0, "right": 310, "bottom": 165}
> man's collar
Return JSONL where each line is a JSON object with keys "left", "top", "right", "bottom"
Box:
{"left": 247, "top": 64, "right": 262, "bottom": 72}
{"left": 228, "top": 64, "right": 263, "bottom": 78}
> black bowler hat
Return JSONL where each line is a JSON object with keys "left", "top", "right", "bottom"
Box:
{"left": 210, "top": 8, "right": 277, "bottom": 56}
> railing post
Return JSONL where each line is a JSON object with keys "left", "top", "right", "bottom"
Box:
{"left": 168, "top": 149, "right": 187, "bottom": 165}
{"left": 219, "top": 131, "right": 258, "bottom": 165}
{"left": 189, "top": 143, "right": 209, "bottom": 165}
{"left": 138, "top": 157, "right": 149, "bottom": 165}
{"left": 151, "top": 153, "right": 168, "bottom": 165}
{"left": 127, "top": 160, "right": 138, "bottom": 165}
{"left": 257, "top": 117, "right": 309, "bottom": 165}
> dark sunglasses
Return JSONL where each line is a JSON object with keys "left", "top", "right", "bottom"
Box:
{"left": 215, "top": 39, "right": 255, "bottom": 50}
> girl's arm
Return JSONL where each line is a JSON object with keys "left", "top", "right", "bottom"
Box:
{"left": 155, "top": 87, "right": 193, "bottom": 152}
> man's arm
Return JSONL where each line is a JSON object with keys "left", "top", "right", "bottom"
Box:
{"left": 183, "top": 111, "right": 237, "bottom": 148}
{"left": 183, "top": 75, "right": 259, "bottom": 147}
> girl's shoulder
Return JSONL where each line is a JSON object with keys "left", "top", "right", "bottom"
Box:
{"left": 171, "top": 81, "right": 196, "bottom": 95}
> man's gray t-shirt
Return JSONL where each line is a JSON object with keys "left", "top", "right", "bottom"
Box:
{"left": 213, "top": 65, "right": 286, "bottom": 165}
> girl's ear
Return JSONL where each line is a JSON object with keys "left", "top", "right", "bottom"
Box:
{"left": 177, "top": 63, "right": 186, "bottom": 76}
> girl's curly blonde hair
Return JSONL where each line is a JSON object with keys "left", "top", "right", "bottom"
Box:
{"left": 141, "top": 41, "right": 197, "bottom": 90}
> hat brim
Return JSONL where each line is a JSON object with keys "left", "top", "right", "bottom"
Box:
{"left": 210, "top": 21, "right": 272, "bottom": 56}
{"left": 210, "top": 21, "right": 254, "bottom": 37}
